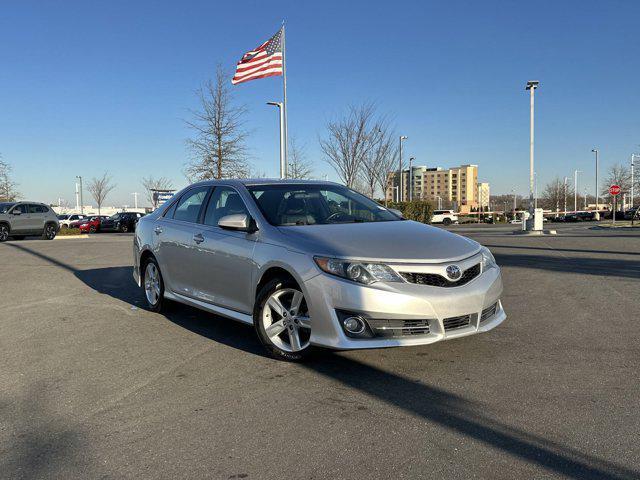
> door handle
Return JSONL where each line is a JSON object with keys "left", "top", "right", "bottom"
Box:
{"left": 154, "top": 226, "right": 163, "bottom": 235}
{"left": 193, "top": 233, "right": 204, "bottom": 244}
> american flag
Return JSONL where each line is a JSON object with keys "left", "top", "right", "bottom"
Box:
{"left": 232, "top": 28, "right": 283, "bottom": 85}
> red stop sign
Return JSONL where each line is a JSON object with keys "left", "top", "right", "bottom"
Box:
{"left": 609, "top": 185, "right": 621, "bottom": 196}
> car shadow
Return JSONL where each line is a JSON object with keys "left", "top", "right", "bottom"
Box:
{"left": 5, "top": 242, "right": 640, "bottom": 479}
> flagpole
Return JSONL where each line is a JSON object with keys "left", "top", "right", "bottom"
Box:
{"left": 281, "top": 22, "right": 288, "bottom": 179}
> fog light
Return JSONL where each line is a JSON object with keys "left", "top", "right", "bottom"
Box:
{"left": 343, "top": 316, "right": 365, "bottom": 334}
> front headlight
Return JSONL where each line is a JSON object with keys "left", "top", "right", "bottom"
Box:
{"left": 480, "top": 246, "right": 497, "bottom": 271}
{"left": 314, "top": 257, "right": 403, "bottom": 285}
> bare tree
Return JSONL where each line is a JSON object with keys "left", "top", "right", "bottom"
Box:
{"left": 320, "top": 103, "right": 378, "bottom": 188}
{"left": 602, "top": 163, "right": 631, "bottom": 197}
{"left": 141, "top": 176, "right": 174, "bottom": 208}
{"left": 87, "top": 172, "right": 116, "bottom": 215}
{"left": 287, "top": 136, "right": 313, "bottom": 179}
{"left": 360, "top": 118, "right": 397, "bottom": 201}
{"left": 185, "top": 65, "right": 250, "bottom": 180}
{"left": 0, "top": 157, "right": 20, "bottom": 202}
{"left": 540, "top": 177, "right": 574, "bottom": 212}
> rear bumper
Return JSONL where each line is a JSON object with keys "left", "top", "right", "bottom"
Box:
{"left": 303, "top": 267, "right": 505, "bottom": 350}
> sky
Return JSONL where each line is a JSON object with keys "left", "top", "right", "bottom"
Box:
{"left": 1, "top": 0, "right": 639, "bottom": 207}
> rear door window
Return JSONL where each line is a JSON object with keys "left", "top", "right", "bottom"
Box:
{"left": 203, "top": 187, "right": 249, "bottom": 226}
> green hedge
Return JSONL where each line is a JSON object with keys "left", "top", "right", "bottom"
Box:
{"left": 386, "top": 200, "right": 434, "bottom": 224}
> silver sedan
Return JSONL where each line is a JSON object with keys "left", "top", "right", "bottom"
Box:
{"left": 133, "top": 179, "right": 505, "bottom": 361}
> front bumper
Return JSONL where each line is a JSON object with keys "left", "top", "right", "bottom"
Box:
{"left": 303, "top": 266, "right": 505, "bottom": 350}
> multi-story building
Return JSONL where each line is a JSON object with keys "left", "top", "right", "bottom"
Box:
{"left": 476, "top": 182, "right": 490, "bottom": 210}
{"left": 386, "top": 164, "right": 486, "bottom": 211}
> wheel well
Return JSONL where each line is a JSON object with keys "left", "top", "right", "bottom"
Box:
{"left": 139, "top": 250, "right": 155, "bottom": 270}
{"left": 256, "top": 267, "right": 299, "bottom": 297}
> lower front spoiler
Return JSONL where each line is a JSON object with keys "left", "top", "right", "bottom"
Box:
{"left": 312, "top": 300, "right": 507, "bottom": 350}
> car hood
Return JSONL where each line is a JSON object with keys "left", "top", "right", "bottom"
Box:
{"left": 277, "top": 220, "right": 480, "bottom": 263}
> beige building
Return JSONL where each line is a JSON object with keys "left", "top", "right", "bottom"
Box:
{"left": 386, "top": 164, "right": 485, "bottom": 210}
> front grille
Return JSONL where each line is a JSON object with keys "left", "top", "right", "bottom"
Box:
{"left": 480, "top": 302, "right": 498, "bottom": 323}
{"left": 443, "top": 314, "right": 472, "bottom": 331}
{"left": 400, "top": 263, "right": 481, "bottom": 288}
{"left": 367, "top": 318, "right": 431, "bottom": 338}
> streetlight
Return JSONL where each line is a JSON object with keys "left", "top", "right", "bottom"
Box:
{"left": 631, "top": 153, "right": 637, "bottom": 208}
{"left": 563, "top": 177, "right": 568, "bottom": 214}
{"left": 436, "top": 195, "right": 442, "bottom": 210}
{"left": 399, "top": 135, "right": 408, "bottom": 202}
{"left": 131, "top": 192, "right": 139, "bottom": 209}
{"left": 574, "top": 170, "right": 582, "bottom": 212}
{"left": 534, "top": 171, "right": 538, "bottom": 210}
{"left": 267, "top": 102, "right": 285, "bottom": 179}
{"left": 525, "top": 81, "right": 539, "bottom": 221}
{"left": 592, "top": 149, "right": 599, "bottom": 218}
{"left": 75, "top": 176, "right": 84, "bottom": 215}
{"left": 408, "top": 157, "right": 415, "bottom": 201}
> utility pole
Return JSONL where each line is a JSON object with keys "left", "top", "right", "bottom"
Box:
{"left": 574, "top": 170, "right": 581, "bottom": 212}
{"left": 563, "top": 177, "right": 568, "bottom": 214}
{"left": 399, "top": 136, "right": 408, "bottom": 202}
{"left": 631, "top": 153, "right": 636, "bottom": 208}
{"left": 592, "top": 149, "right": 599, "bottom": 219}
{"left": 525, "top": 81, "right": 539, "bottom": 222}
{"left": 132, "top": 192, "right": 139, "bottom": 209}
{"left": 76, "top": 176, "right": 84, "bottom": 215}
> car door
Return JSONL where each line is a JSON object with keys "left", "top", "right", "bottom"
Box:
{"left": 189, "top": 186, "right": 258, "bottom": 314}
{"left": 28, "top": 204, "right": 46, "bottom": 232}
{"left": 9, "top": 204, "right": 30, "bottom": 233}
{"left": 155, "top": 186, "right": 210, "bottom": 298}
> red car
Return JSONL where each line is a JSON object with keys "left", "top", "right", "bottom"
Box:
{"left": 78, "top": 215, "right": 109, "bottom": 233}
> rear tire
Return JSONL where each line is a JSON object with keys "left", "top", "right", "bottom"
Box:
{"left": 121, "top": 224, "right": 129, "bottom": 233}
{"left": 42, "top": 223, "right": 57, "bottom": 240}
{"left": 89, "top": 225, "right": 96, "bottom": 233}
{"left": 253, "top": 278, "right": 313, "bottom": 362}
{"left": 0, "top": 224, "right": 10, "bottom": 242}
{"left": 443, "top": 218, "right": 452, "bottom": 226}
{"left": 142, "top": 257, "right": 165, "bottom": 313}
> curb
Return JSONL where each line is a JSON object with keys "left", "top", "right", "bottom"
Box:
{"left": 512, "top": 229, "right": 557, "bottom": 236}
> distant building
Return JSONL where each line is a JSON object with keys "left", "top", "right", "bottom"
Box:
{"left": 476, "top": 182, "right": 490, "bottom": 210}
{"left": 386, "top": 164, "right": 487, "bottom": 211}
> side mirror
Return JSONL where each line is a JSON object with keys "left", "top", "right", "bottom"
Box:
{"left": 218, "top": 214, "right": 257, "bottom": 232}
{"left": 11, "top": 209, "right": 21, "bottom": 216}
{"left": 389, "top": 208, "right": 404, "bottom": 219}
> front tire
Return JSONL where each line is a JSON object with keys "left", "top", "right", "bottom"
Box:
{"left": 89, "top": 225, "right": 96, "bottom": 233}
{"left": 254, "top": 278, "right": 313, "bottom": 361}
{"left": 42, "top": 223, "right": 57, "bottom": 240}
{"left": 443, "top": 218, "right": 452, "bottom": 226}
{"left": 143, "top": 257, "right": 165, "bottom": 312}
{"left": 121, "top": 224, "right": 129, "bottom": 233}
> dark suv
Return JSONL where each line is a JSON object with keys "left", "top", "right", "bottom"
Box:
{"left": 100, "top": 212, "right": 145, "bottom": 233}
{"left": 0, "top": 202, "right": 60, "bottom": 241}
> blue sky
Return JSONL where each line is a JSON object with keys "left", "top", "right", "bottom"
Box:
{"left": 1, "top": 0, "right": 639, "bottom": 206}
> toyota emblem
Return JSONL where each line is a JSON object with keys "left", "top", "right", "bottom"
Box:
{"left": 446, "top": 265, "right": 462, "bottom": 280}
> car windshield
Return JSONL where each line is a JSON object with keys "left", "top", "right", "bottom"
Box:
{"left": 109, "top": 214, "right": 120, "bottom": 220}
{"left": 0, "top": 203, "right": 16, "bottom": 214}
{"left": 247, "top": 184, "right": 400, "bottom": 226}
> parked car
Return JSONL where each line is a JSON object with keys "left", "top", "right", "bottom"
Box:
{"left": 0, "top": 202, "right": 59, "bottom": 241}
{"left": 577, "top": 211, "right": 595, "bottom": 221}
{"left": 623, "top": 207, "right": 639, "bottom": 220}
{"left": 57, "top": 214, "right": 88, "bottom": 228}
{"left": 78, "top": 215, "right": 110, "bottom": 233}
{"left": 431, "top": 210, "right": 459, "bottom": 225}
{"left": 133, "top": 180, "right": 505, "bottom": 361}
{"left": 100, "top": 212, "right": 145, "bottom": 233}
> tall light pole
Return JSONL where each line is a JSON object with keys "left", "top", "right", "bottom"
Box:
{"left": 132, "top": 192, "right": 139, "bottom": 209}
{"left": 408, "top": 157, "right": 415, "bottom": 201}
{"left": 436, "top": 195, "right": 442, "bottom": 210}
{"left": 563, "top": 177, "right": 568, "bottom": 213}
{"left": 534, "top": 171, "right": 538, "bottom": 210}
{"left": 574, "top": 170, "right": 581, "bottom": 212}
{"left": 267, "top": 102, "right": 286, "bottom": 179}
{"left": 75, "top": 176, "right": 84, "bottom": 215}
{"left": 592, "top": 149, "right": 599, "bottom": 218}
{"left": 399, "top": 135, "right": 408, "bottom": 202}
{"left": 631, "top": 153, "right": 636, "bottom": 208}
{"left": 525, "top": 81, "right": 539, "bottom": 218}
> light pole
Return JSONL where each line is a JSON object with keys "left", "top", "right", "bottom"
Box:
{"left": 132, "top": 192, "right": 139, "bottom": 209}
{"left": 592, "top": 149, "right": 599, "bottom": 218}
{"left": 399, "top": 136, "right": 408, "bottom": 202}
{"left": 267, "top": 102, "right": 286, "bottom": 179}
{"left": 534, "top": 171, "right": 538, "bottom": 210}
{"left": 392, "top": 186, "right": 399, "bottom": 203}
{"left": 525, "top": 81, "right": 539, "bottom": 220}
{"left": 563, "top": 177, "right": 568, "bottom": 214}
{"left": 436, "top": 195, "right": 442, "bottom": 210}
{"left": 75, "top": 176, "right": 84, "bottom": 215}
{"left": 574, "top": 170, "right": 581, "bottom": 212}
{"left": 631, "top": 153, "right": 636, "bottom": 208}
{"left": 408, "top": 157, "right": 415, "bottom": 201}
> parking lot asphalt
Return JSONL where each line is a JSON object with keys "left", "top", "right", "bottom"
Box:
{"left": 1, "top": 225, "right": 639, "bottom": 480}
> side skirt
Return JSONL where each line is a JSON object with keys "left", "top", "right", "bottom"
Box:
{"left": 164, "top": 290, "right": 254, "bottom": 326}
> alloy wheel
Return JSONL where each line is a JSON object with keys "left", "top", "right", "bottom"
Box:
{"left": 0, "top": 225, "right": 8, "bottom": 242}
{"left": 261, "top": 288, "right": 311, "bottom": 352}
{"left": 144, "top": 262, "right": 161, "bottom": 306}
{"left": 45, "top": 225, "right": 56, "bottom": 239}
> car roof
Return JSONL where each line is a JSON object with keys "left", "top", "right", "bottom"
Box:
{"left": 187, "top": 178, "right": 341, "bottom": 188}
